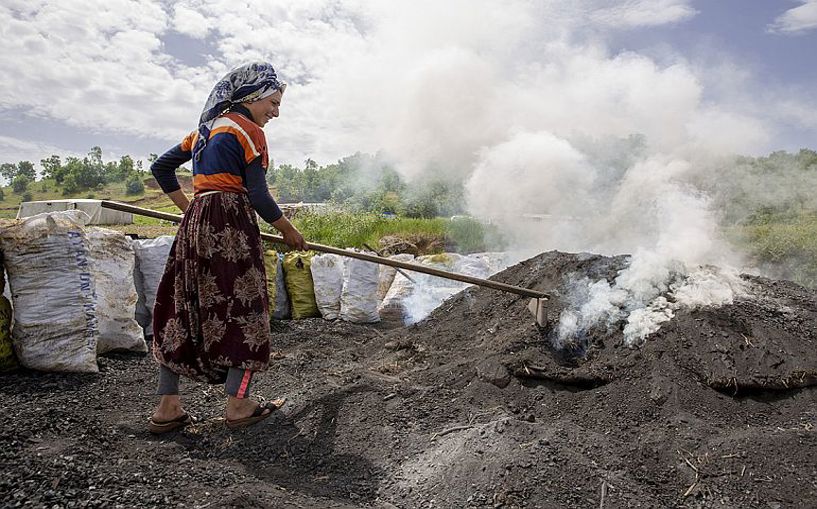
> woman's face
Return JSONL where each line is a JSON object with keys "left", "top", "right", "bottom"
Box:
{"left": 244, "top": 90, "right": 283, "bottom": 127}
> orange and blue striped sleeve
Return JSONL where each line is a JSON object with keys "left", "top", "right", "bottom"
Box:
{"left": 150, "top": 132, "right": 196, "bottom": 193}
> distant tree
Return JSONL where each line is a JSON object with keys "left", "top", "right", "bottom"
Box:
{"left": 41, "top": 155, "right": 64, "bottom": 182}
{"left": 148, "top": 153, "right": 158, "bottom": 164}
{"left": 797, "top": 148, "right": 817, "bottom": 170}
{"left": 12, "top": 174, "right": 29, "bottom": 193}
{"left": 60, "top": 148, "right": 107, "bottom": 193}
{"left": 0, "top": 163, "right": 17, "bottom": 182}
{"left": 17, "top": 161, "right": 36, "bottom": 181}
{"left": 103, "top": 154, "right": 135, "bottom": 183}
{"left": 0, "top": 188, "right": 5, "bottom": 201}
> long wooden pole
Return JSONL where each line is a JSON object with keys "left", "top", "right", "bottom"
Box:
{"left": 101, "top": 200, "right": 549, "bottom": 300}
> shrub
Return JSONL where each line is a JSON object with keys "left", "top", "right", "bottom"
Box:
{"left": 125, "top": 174, "right": 145, "bottom": 195}
{"left": 21, "top": 191, "right": 32, "bottom": 202}
{"left": 445, "top": 216, "right": 506, "bottom": 253}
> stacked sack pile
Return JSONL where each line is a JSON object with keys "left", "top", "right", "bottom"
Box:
{"left": 0, "top": 208, "right": 512, "bottom": 374}
{"left": 264, "top": 250, "right": 383, "bottom": 324}
{"left": 270, "top": 248, "right": 510, "bottom": 326}
{"left": 0, "top": 210, "right": 146, "bottom": 373}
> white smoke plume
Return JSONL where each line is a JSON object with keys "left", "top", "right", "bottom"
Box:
{"left": 88, "top": 0, "right": 805, "bottom": 342}
{"left": 328, "top": 1, "right": 771, "bottom": 345}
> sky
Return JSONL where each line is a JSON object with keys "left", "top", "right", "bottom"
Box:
{"left": 0, "top": 0, "right": 815, "bottom": 171}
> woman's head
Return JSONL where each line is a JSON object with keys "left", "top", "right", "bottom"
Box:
{"left": 194, "top": 62, "right": 286, "bottom": 159}
{"left": 243, "top": 88, "right": 284, "bottom": 127}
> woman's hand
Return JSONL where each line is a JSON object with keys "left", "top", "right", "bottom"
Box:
{"left": 272, "top": 215, "right": 308, "bottom": 251}
{"left": 282, "top": 227, "right": 307, "bottom": 251}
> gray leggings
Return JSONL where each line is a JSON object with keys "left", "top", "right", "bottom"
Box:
{"left": 157, "top": 365, "right": 255, "bottom": 398}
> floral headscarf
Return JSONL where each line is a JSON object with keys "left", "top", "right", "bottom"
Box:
{"left": 193, "top": 61, "right": 286, "bottom": 161}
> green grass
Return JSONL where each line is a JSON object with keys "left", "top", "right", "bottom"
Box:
{"left": 284, "top": 210, "right": 446, "bottom": 250}
{"left": 728, "top": 213, "right": 817, "bottom": 288}
{"left": 269, "top": 210, "right": 506, "bottom": 254}
{"left": 0, "top": 175, "right": 175, "bottom": 220}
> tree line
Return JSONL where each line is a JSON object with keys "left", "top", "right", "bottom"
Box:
{"left": 7, "top": 145, "right": 813, "bottom": 219}
{"left": 0, "top": 146, "right": 151, "bottom": 201}
{"left": 0, "top": 147, "right": 465, "bottom": 218}
{"left": 267, "top": 153, "right": 465, "bottom": 218}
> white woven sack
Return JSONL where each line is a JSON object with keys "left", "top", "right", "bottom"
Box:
{"left": 0, "top": 211, "right": 99, "bottom": 372}
{"left": 87, "top": 228, "right": 146, "bottom": 353}
{"left": 310, "top": 254, "right": 345, "bottom": 320}
{"left": 132, "top": 236, "right": 174, "bottom": 336}
{"left": 271, "top": 252, "right": 291, "bottom": 320}
{"left": 339, "top": 255, "right": 381, "bottom": 323}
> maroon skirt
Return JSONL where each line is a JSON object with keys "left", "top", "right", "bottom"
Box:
{"left": 152, "top": 192, "right": 270, "bottom": 384}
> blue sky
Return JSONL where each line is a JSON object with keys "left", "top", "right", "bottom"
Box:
{"left": 0, "top": 0, "right": 815, "bottom": 172}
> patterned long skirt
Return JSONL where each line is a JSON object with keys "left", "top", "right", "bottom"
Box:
{"left": 152, "top": 192, "right": 271, "bottom": 384}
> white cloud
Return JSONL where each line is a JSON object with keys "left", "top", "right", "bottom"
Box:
{"left": 0, "top": 136, "right": 81, "bottom": 166}
{"left": 768, "top": 0, "right": 817, "bottom": 34}
{"left": 585, "top": 0, "right": 698, "bottom": 28}
{"left": 172, "top": 3, "right": 212, "bottom": 39}
{"left": 0, "top": 0, "right": 812, "bottom": 171}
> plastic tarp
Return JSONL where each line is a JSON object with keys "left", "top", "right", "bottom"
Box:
{"left": 132, "top": 236, "right": 175, "bottom": 336}
{"left": 310, "top": 254, "right": 345, "bottom": 320}
{"left": 0, "top": 210, "right": 100, "bottom": 372}
{"left": 378, "top": 253, "right": 499, "bottom": 325}
{"left": 377, "top": 254, "right": 415, "bottom": 303}
{"left": 339, "top": 254, "right": 381, "bottom": 323}
{"left": 17, "top": 199, "right": 132, "bottom": 225}
{"left": 87, "top": 228, "right": 146, "bottom": 353}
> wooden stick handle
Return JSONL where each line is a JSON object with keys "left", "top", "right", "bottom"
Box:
{"left": 100, "top": 200, "right": 549, "bottom": 300}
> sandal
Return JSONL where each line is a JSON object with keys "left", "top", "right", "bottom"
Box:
{"left": 148, "top": 412, "right": 194, "bottom": 434}
{"left": 225, "top": 397, "right": 286, "bottom": 430}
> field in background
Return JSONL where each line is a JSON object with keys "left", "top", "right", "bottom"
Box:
{"left": 0, "top": 173, "right": 504, "bottom": 255}
{"left": 3, "top": 170, "right": 817, "bottom": 287}
{"left": 727, "top": 212, "right": 817, "bottom": 288}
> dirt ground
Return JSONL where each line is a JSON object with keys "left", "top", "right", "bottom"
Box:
{"left": 1, "top": 251, "right": 816, "bottom": 508}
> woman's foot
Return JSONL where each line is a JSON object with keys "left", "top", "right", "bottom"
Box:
{"left": 225, "top": 395, "right": 271, "bottom": 421}
{"left": 151, "top": 395, "right": 187, "bottom": 423}
{"left": 225, "top": 396, "right": 286, "bottom": 429}
{"left": 149, "top": 395, "right": 193, "bottom": 434}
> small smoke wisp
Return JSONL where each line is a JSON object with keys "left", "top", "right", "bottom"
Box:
{"left": 556, "top": 260, "right": 746, "bottom": 350}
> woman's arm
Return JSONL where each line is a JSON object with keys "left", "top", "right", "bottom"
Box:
{"left": 243, "top": 157, "right": 307, "bottom": 250}
{"left": 166, "top": 189, "right": 190, "bottom": 213}
{"left": 151, "top": 144, "right": 192, "bottom": 213}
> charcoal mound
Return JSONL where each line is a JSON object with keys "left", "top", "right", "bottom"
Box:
{"left": 2, "top": 251, "right": 817, "bottom": 508}
{"left": 397, "top": 251, "right": 817, "bottom": 396}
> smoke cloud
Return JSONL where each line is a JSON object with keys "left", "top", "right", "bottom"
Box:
{"left": 327, "top": 1, "right": 778, "bottom": 345}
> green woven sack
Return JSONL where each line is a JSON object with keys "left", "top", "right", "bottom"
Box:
{"left": 264, "top": 250, "right": 279, "bottom": 312}
{"left": 283, "top": 251, "right": 320, "bottom": 319}
{"left": 0, "top": 296, "right": 18, "bottom": 372}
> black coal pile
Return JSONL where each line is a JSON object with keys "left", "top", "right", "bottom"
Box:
{"left": 1, "top": 251, "right": 816, "bottom": 508}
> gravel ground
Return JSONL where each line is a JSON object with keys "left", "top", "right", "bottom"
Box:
{"left": 1, "top": 251, "right": 816, "bottom": 508}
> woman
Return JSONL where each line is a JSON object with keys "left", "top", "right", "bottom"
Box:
{"left": 147, "top": 62, "right": 306, "bottom": 433}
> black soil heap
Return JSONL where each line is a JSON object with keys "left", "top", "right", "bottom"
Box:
{"left": 1, "top": 251, "right": 816, "bottom": 508}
